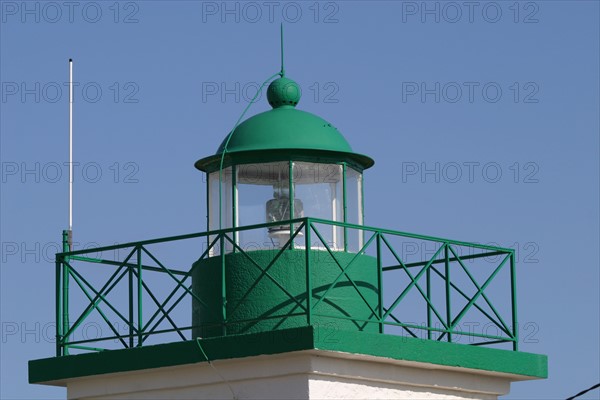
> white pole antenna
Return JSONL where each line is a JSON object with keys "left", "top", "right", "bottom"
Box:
{"left": 68, "top": 58, "right": 73, "bottom": 247}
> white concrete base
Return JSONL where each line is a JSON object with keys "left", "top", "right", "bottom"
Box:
{"left": 62, "top": 350, "right": 528, "bottom": 399}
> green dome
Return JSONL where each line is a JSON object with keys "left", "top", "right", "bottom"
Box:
{"left": 217, "top": 107, "right": 351, "bottom": 153}
{"left": 195, "top": 76, "right": 374, "bottom": 172}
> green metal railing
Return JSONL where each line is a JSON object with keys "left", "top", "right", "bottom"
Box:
{"left": 55, "top": 218, "right": 518, "bottom": 356}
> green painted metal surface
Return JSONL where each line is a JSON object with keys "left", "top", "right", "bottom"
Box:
{"left": 267, "top": 77, "right": 301, "bottom": 108}
{"left": 216, "top": 107, "right": 350, "bottom": 153}
{"left": 195, "top": 77, "right": 374, "bottom": 172}
{"left": 192, "top": 249, "right": 379, "bottom": 338}
{"left": 28, "top": 325, "right": 548, "bottom": 384}
{"left": 49, "top": 218, "right": 525, "bottom": 356}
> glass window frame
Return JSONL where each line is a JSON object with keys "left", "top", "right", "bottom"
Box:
{"left": 206, "top": 160, "right": 364, "bottom": 254}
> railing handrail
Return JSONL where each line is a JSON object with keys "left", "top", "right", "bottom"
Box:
{"left": 57, "top": 217, "right": 514, "bottom": 258}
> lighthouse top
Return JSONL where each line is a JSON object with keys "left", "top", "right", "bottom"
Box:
{"left": 28, "top": 30, "right": 547, "bottom": 398}
{"left": 194, "top": 76, "right": 374, "bottom": 173}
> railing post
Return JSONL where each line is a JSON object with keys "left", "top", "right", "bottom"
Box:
{"left": 206, "top": 173, "right": 210, "bottom": 255}
{"left": 289, "top": 161, "right": 295, "bottom": 250}
{"left": 137, "top": 247, "right": 143, "bottom": 347}
{"left": 305, "top": 219, "right": 312, "bottom": 325}
{"left": 444, "top": 243, "right": 451, "bottom": 343}
{"left": 231, "top": 165, "right": 238, "bottom": 252}
{"left": 55, "top": 258, "right": 62, "bottom": 356}
{"left": 61, "top": 230, "right": 70, "bottom": 355}
{"left": 220, "top": 233, "right": 227, "bottom": 335}
{"left": 342, "top": 164, "right": 348, "bottom": 252}
{"left": 128, "top": 249, "right": 134, "bottom": 348}
{"left": 426, "top": 263, "right": 432, "bottom": 340}
{"left": 376, "top": 232, "right": 383, "bottom": 334}
{"left": 510, "top": 251, "right": 518, "bottom": 351}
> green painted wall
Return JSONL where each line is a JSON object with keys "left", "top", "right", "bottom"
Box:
{"left": 192, "top": 249, "right": 379, "bottom": 338}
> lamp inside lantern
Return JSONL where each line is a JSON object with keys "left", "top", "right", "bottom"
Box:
{"left": 266, "top": 181, "right": 304, "bottom": 239}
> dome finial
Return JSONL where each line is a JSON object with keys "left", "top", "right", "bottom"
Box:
{"left": 268, "top": 25, "right": 301, "bottom": 108}
{"left": 267, "top": 77, "right": 301, "bottom": 108}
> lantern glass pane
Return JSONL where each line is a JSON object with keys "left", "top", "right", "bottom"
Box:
{"left": 208, "top": 167, "right": 233, "bottom": 255}
{"left": 293, "top": 162, "right": 343, "bottom": 250}
{"left": 345, "top": 167, "right": 364, "bottom": 252}
{"left": 237, "top": 162, "right": 292, "bottom": 250}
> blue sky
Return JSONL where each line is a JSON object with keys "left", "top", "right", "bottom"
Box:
{"left": 1, "top": 1, "right": 599, "bottom": 399}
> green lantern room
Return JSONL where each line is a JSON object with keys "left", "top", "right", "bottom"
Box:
{"left": 192, "top": 75, "right": 378, "bottom": 338}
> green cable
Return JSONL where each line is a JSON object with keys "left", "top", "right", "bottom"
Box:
{"left": 196, "top": 337, "right": 237, "bottom": 399}
{"left": 195, "top": 337, "right": 211, "bottom": 361}
{"left": 217, "top": 24, "right": 287, "bottom": 231}
{"left": 217, "top": 71, "right": 282, "bottom": 231}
